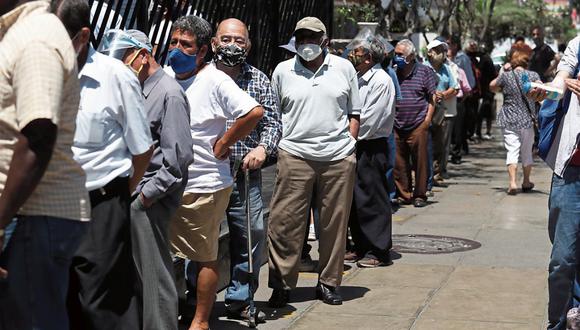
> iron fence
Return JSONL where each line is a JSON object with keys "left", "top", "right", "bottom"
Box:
{"left": 88, "top": 0, "right": 333, "bottom": 75}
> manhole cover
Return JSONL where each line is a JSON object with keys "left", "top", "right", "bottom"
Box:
{"left": 392, "top": 234, "right": 481, "bottom": 254}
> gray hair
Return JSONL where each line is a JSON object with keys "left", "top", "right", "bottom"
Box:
{"left": 396, "top": 39, "right": 416, "bottom": 56}
{"left": 172, "top": 15, "right": 212, "bottom": 49}
{"left": 367, "top": 38, "right": 386, "bottom": 64}
{"left": 350, "top": 37, "right": 385, "bottom": 64}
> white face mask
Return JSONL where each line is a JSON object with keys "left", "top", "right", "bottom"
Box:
{"left": 297, "top": 43, "right": 323, "bottom": 62}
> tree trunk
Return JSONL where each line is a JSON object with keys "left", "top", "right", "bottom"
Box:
{"left": 479, "top": 0, "right": 497, "bottom": 41}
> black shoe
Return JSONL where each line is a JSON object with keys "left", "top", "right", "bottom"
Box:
{"left": 226, "top": 305, "right": 266, "bottom": 324}
{"left": 315, "top": 283, "right": 342, "bottom": 305}
{"left": 268, "top": 289, "right": 290, "bottom": 308}
{"left": 413, "top": 198, "right": 427, "bottom": 208}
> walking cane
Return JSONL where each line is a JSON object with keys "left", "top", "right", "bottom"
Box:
{"left": 244, "top": 168, "right": 258, "bottom": 328}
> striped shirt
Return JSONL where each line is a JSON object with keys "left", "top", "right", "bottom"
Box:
{"left": 0, "top": 1, "right": 90, "bottom": 221}
{"left": 395, "top": 62, "right": 437, "bottom": 130}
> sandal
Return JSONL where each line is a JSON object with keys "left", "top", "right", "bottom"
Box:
{"left": 507, "top": 187, "right": 518, "bottom": 195}
{"left": 522, "top": 183, "right": 535, "bottom": 193}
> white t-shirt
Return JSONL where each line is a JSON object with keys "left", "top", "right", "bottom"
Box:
{"left": 73, "top": 48, "right": 153, "bottom": 191}
{"left": 272, "top": 53, "right": 361, "bottom": 161}
{"left": 165, "top": 63, "right": 259, "bottom": 193}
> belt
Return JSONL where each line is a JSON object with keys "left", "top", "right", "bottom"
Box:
{"left": 89, "top": 176, "right": 129, "bottom": 200}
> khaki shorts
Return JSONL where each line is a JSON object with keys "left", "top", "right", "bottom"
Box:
{"left": 170, "top": 186, "right": 233, "bottom": 262}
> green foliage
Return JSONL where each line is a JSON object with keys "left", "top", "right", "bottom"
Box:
{"left": 488, "top": 0, "right": 575, "bottom": 43}
{"left": 335, "top": 3, "right": 379, "bottom": 24}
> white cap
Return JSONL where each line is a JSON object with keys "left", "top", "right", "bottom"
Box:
{"left": 279, "top": 36, "right": 296, "bottom": 53}
{"left": 427, "top": 39, "right": 448, "bottom": 51}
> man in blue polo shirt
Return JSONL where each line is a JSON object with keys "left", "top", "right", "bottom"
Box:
{"left": 393, "top": 39, "right": 437, "bottom": 208}
{"left": 424, "top": 39, "right": 458, "bottom": 185}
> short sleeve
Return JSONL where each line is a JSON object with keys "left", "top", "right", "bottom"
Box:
{"left": 424, "top": 67, "right": 437, "bottom": 96}
{"left": 557, "top": 37, "right": 580, "bottom": 77}
{"left": 347, "top": 66, "right": 361, "bottom": 116}
{"left": 13, "top": 42, "right": 65, "bottom": 129}
{"left": 216, "top": 77, "right": 260, "bottom": 119}
{"left": 529, "top": 71, "right": 541, "bottom": 83}
{"left": 496, "top": 72, "right": 506, "bottom": 87}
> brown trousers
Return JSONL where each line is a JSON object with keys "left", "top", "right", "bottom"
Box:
{"left": 394, "top": 120, "right": 430, "bottom": 202}
{"left": 268, "top": 149, "right": 356, "bottom": 289}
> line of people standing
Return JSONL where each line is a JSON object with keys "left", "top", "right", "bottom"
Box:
{"left": 0, "top": 1, "right": 563, "bottom": 330}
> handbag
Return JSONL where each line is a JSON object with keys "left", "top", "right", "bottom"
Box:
{"left": 512, "top": 70, "right": 540, "bottom": 133}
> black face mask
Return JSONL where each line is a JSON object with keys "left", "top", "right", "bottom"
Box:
{"left": 214, "top": 43, "right": 247, "bottom": 67}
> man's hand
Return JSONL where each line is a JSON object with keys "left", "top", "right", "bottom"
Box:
{"left": 242, "top": 146, "right": 267, "bottom": 170}
{"left": 213, "top": 138, "right": 231, "bottom": 160}
{"left": 139, "top": 192, "right": 153, "bottom": 208}
{"left": 435, "top": 91, "right": 444, "bottom": 103}
{"left": 565, "top": 78, "right": 580, "bottom": 98}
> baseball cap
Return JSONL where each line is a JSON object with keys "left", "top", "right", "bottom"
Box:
{"left": 294, "top": 17, "right": 326, "bottom": 34}
{"left": 279, "top": 36, "right": 296, "bottom": 53}
{"left": 427, "top": 39, "right": 448, "bottom": 51}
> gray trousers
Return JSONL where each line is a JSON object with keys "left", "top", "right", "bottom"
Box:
{"left": 130, "top": 197, "right": 178, "bottom": 330}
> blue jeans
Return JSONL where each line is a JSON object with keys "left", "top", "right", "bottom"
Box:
{"left": 386, "top": 133, "right": 397, "bottom": 201}
{"left": 224, "top": 169, "right": 265, "bottom": 310}
{"left": 548, "top": 166, "right": 580, "bottom": 330}
{"left": 0, "top": 215, "right": 87, "bottom": 330}
{"left": 2, "top": 218, "right": 17, "bottom": 250}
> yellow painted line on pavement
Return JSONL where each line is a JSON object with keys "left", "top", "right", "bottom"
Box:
{"left": 282, "top": 312, "right": 297, "bottom": 319}
{"left": 393, "top": 215, "right": 410, "bottom": 222}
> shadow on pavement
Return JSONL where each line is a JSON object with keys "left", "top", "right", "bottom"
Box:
{"left": 490, "top": 187, "right": 549, "bottom": 196}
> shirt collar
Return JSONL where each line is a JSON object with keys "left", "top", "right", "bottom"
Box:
{"left": 0, "top": 1, "right": 49, "bottom": 39}
{"left": 359, "top": 63, "right": 382, "bottom": 83}
{"left": 424, "top": 61, "right": 445, "bottom": 73}
{"left": 240, "top": 62, "right": 253, "bottom": 78}
{"left": 143, "top": 67, "right": 164, "bottom": 97}
{"left": 293, "top": 52, "right": 331, "bottom": 73}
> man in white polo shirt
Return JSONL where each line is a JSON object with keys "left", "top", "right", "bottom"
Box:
{"left": 267, "top": 17, "right": 360, "bottom": 308}
{"left": 345, "top": 33, "right": 396, "bottom": 268}
{"left": 61, "top": 13, "right": 153, "bottom": 327}
{"left": 164, "top": 15, "right": 264, "bottom": 330}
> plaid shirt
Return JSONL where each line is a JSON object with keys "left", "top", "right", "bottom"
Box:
{"left": 225, "top": 62, "right": 282, "bottom": 170}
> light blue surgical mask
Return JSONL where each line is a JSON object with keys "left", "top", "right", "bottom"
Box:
{"left": 168, "top": 48, "right": 197, "bottom": 75}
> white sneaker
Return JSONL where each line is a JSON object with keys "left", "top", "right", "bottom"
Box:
{"left": 308, "top": 223, "right": 316, "bottom": 241}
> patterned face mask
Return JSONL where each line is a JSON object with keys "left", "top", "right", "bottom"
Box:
{"left": 214, "top": 43, "right": 247, "bottom": 67}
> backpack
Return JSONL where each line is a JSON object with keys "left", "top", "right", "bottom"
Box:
{"left": 537, "top": 43, "right": 580, "bottom": 161}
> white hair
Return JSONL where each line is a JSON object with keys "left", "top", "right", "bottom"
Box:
{"left": 396, "top": 39, "right": 416, "bottom": 56}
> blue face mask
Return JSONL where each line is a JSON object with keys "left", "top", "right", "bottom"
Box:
{"left": 168, "top": 48, "right": 198, "bottom": 75}
{"left": 393, "top": 55, "right": 408, "bottom": 70}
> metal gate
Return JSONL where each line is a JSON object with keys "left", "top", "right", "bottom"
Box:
{"left": 88, "top": 0, "right": 333, "bottom": 75}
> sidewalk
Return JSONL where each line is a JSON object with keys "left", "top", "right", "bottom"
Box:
{"left": 208, "top": 132, "right": 552, "bottom": 330}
